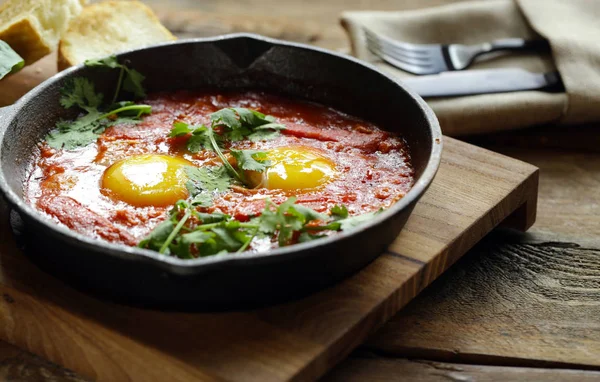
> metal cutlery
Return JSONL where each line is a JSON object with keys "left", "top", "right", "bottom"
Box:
{"left": 365, "top": 28, "right": 551, "bottom": 75}
{"left": 401, "top": 68, "right": 563, "bottom": 97}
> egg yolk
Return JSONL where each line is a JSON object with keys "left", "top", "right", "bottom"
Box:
{"left": 102, "top": 154, "right": 192, "bottom": 207}
{"left": 247, "top": 147, "right": 336, "bottom": 191}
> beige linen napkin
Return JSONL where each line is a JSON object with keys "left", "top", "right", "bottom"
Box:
{"left": 341, "top": 0, "right": 600, "bottom": 135}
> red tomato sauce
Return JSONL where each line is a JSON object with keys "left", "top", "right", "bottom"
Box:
{"left": 25, "top": 91, "right": 414, "bottom": 246}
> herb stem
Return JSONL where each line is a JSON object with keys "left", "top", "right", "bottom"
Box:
{"left": 111, "top": 66, "right": 125, "bottom": 104}
{"left": 237, "top": 226, "right": 259, "bottom": 253}
{"left": 195, "top": 222, "right": 258, "bottom": 231}
{"left": 98, "top": 104, "right": 151, "bottom": 120}
{"left": 159, "top": 209, "right": 192, "bottom": 254}
{"left": 301, "top": 225, "right": 338, "bottom": 232}
{"left": 207, "top": 127, "right": 244, "bottom": 184}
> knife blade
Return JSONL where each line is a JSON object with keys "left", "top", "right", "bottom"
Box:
{"left": 401, "top": 68, "right": 563, "bottom": 98}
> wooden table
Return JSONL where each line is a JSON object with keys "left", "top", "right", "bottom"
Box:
{"left": 2, "top": 0, "right": 600, "bottom": 380}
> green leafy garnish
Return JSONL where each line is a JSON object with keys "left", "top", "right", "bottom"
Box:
{"left": 59, "top": 77, "right": 103, "bottom": 110}
{"left": 138, "top": 200, "right": 256, "bottom": 257}
{"left": 230, "top": 149, "right": 271, "bottom": 172}
{"left": 210, "top": 107, "right": 285, "bottom": 142}
{"left": 185, "top": 166, "right": 233, "bottom": 206}
{"left": 0, "top": 40, "right": 24, "bottom": 80}
{"left": 84, "top": 56, "right": 146, "bottom": 101}
{"left": 138, "top": 197, "right": 380, "bottom": 259}
{"left": 46, "top": 58, "right": 151, "bottom": 150}
{"left": 169, "top": 117, "right": 277, "bottom": 189}
{"left": 330, "top": 205, "right": 349, "bottom": 220}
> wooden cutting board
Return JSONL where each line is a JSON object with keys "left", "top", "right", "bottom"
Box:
{"left": 0, "top": 136, "right": 538, "bottom": 381}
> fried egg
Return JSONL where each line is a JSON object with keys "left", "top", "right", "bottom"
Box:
{"left": 246, "top": 146, "right": 336, "bottom": 191}
{"left": 102, "top": 154, "right": 191, "bottom": 207}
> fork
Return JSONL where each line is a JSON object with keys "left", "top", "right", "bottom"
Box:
{"left": 364, "top": 29, "right": 551, "bottom": 75}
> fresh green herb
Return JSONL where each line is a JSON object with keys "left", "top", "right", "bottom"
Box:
{"left": 337, "top": 209, "right": 383, "bottom": 231}
{"left": 138, "top": 200, "right": 259, "bottom": 257}
{"left": 210, "top": 107, "right": 285, "bottom": 142}
{"left": 138, "top": 196, "right": 380, "bottom": 259}
{"left": 58, "top": 77, "right": 103, "bottom": 110}
{"left": 330, "top": 205, "right": 349, "bottom": 220}
{"left": 169, "top": 118, "right": 275, "bottom": 188}
{"left": 0, "top": 40, "right": 24, "bottom": 80}
{"left": 259, "top": 197, "right": 328, "bottom": 246}
{"left": 84, "top": 56, "right": 146, "bottom": 102}
{"left": 230, "top": 149, "right": 271, "bottom": 172}
{"left": 46, "top": 58, "right": 151, "bottom": 150}
{"left": 185, "top": 166, "right": 233, "bottom": 206}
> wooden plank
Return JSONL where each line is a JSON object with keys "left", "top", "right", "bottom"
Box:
{"left": 484, "top": 147, "right": 600, "bottom": 245}
{"left": 365, "top": 236, "right": 600, "bottom": 368}
{"left": 7, "top": 341, "right": 600, "bottom": 382}
{"left": 358, "top": 146, "right": 600, "bottom": 370}
{"left": 324, "top": 356, "right": 600, "bottom": 381}
{"left": 0, "top": 340, "right": 86, "bottom": 382}
{"left": 0, "top": 137, "right": 538, "bottom": 381}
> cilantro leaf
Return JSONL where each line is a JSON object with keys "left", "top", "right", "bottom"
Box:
{"left": 173, "top": 231, "right": 215, "bottom": 259}
{"left": 185, "top": 166, "right": 233, "bottom": 206}
{"left": 84, "top": 56, "right": 122, "bottom": 69}
{"left": 230, "top": 149, "right": 271, "bottom": 172}
{"left": 331, "top": 205, "right": 349, "bottom": 220}
{"left": 0, "top": 40, "right": 24, "bottom": 80}
{"left": 210, "top": 108, "right": 241, "bottom": 130}
{"left": 46, "top": 103, "right": 151, "bottom": 149}
{"left": 187, "top": 126, "right": 214, "bottom": 153}
{"left": 338, "top": 209, "right": 383, "bottom": 231}
{"left": 169, "top": 121, "right": 193, "bottom": 137}
{"left": 47, "top": 59, "right": 151, "bottom": 150}
{"left": 170, "top": 123, "right": 221, "bottom": 154}
{"left": 122, "top": 68, "right": 146, "bottom": 98}
{"left": 291, "top": 204, "right": 328, "bottom": 222}
{"left": 139, "top": 195, "right": 380, "bottom": 258}
{"left": 174, "top": 108, "right": 285, "bottom": 187}
{"left": 194, "top": 211, "right": 229, "bottom": 223}
{"left": 298, "top": 232, "right": 327, "bottom": 243}
{"left": 211, "top": 225, "right": 246, "bottom": 252}
{"left": 59, "top": 77, "right": 103, "bottom": 111}
{"left": 46, "top": 111, "right": 105, "bottom": 149}
{"left": 190, "top": 193, "right": 214, "bottom": 207}
{"left": 84, "top": 55, "right": 146, "bottom": 99}
{"left": 257, "top": 197, "right": 327, "bottom": 247}
{"left": 185, "top": 165, "right": 232, "bottom": 194}
{"left": 138, "top": 220, "right": 175, "bottom": 253}
{"left": 209, "top": 107, "right": 285, "bottom": 142}
{"left": 247, "top": 129, "right": 281, "bottom": 142}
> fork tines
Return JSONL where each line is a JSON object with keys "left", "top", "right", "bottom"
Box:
{"left": 364, "top": 28, "right": 448, "bottom": 75}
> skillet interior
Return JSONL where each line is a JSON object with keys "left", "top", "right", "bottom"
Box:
{"left": 0, "top": 34, "right": 441, "bottom": 310}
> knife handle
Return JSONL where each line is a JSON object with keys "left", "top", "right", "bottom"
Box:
{"left": 448, "top": 39, "right": 551, "bottom": 71}
{"left": 489, "top": 38, "right": 551, "bottom": 52}
{"left": 543, "top": 71, "right": 565, "bottom": 93}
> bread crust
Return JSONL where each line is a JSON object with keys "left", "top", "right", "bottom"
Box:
{"left": 58, "top": 0, "right": 176, "bottom": 70}
{"left": 0, "top": 18, "right": 51, "bottom": 65}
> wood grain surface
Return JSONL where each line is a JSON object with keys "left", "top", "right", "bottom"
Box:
{"left": 0, "top": 138, "right": 538, "bottom": 381}
{"left": 325, "top": 356, "right": 600, "bottom": 381}
{"left": 366, "top": 234, "right": 600, "bottom": 368}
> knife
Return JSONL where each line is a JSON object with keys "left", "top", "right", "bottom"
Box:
{"left": 401, "top": 68, "right": 564, "bottom": 98}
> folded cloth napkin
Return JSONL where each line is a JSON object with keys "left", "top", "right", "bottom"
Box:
{"left": 341, "top": 0, "right": 600, "bottom": 136}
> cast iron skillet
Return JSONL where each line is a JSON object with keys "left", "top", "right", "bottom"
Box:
{"left": 0, "top": 34, "right": 442, "bottom": 310}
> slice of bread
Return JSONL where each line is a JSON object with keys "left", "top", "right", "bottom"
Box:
{"left": 0, "top": 0, "right": 86, "bottom": 64}
{"left": 58, "top": 0, "right": 177, "bottom": 70}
